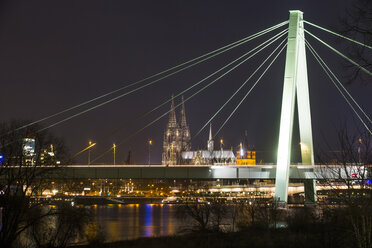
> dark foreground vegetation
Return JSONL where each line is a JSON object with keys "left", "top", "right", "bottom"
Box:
{"left": 72, "top": 229, "right": 358, "bottom": 248}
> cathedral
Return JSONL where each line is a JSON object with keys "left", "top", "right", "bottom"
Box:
{"left": 162, "top": 96, "right": 236, "bottom": 165}
{"left": 161, "top": 96, "right": 191, "bottom": 165}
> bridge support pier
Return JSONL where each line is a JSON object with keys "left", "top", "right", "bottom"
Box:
{"left": 275, "top": 10, "right": 315, "bottom": 203}
{"left": 304, "top": 179, "right": 316, "bottom": 204}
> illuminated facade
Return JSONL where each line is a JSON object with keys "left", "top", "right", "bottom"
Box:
{"left": 40, "top": 144, "right": 60, "bottom": 165}
{"left": 162, "top": 96, "right": 191, "bottom": 165}
{"left": 161, "top": 99, "right": 236, "bottom": 165}
{"left": 236, "top": 149, "right": 256, "bottom": 165}
{"left": 181, "top": 124, "right": 236, "bottom": 165}
{"left": 22, "top": 138, "right": 36, "bottom": 165}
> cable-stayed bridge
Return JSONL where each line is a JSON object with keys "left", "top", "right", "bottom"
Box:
{"left": 49, "top": 164, "right": 369, "bottom": 181}
{"left": 24, "top": 163, "right": 371, "bottom": 204}
{"left": 4, "top": 10, "right": 372, "bottom": 204}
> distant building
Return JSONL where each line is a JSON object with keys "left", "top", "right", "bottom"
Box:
{"left": 161, "top": 96, "right": 258, "bottom": 166}
{"left": 162, "top": 96, "right": 191, "bottom": 165}
{"left": 21, "top": 139, "right": 61, "bottom": 166}
{"left": 236, "top": 144, "right": 256, "bottom": 165}
{"left": 181, "top": 124, "right": 236, "bottom": 165}
{"left": 40, "top": 144, "right": 60, "bottom": 165}
{"left": 22, "top": 138, "right": 36, "bottom": 165}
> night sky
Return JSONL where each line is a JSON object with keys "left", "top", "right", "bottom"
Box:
{"left": 1, "top": 0, "right": 371, "bottom": 164}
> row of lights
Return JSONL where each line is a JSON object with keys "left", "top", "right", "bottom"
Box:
{"left": 82, "top": 137, "right": 232, "bottom": 165}
{"left": 84, "top": 140, "right": 153, "bottom": 165}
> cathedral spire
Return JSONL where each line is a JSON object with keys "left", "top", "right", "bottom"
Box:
{"left": 179, "top": 95, "right": 191, "bottom": 151}
{"left": 168, "top": 94, "right": 177, "bottom": 128}
{"left": 180, "top": 96, "right": 187, "bottom": 128}
{"left": 208, "top": 123, "right": 214, "bottom": 152}
{"left": 209, "top": 123, "right": 212, "bottom": 140}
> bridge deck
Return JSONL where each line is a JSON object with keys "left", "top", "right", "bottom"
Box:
{"left": 40, "top": 164, "right": 368, "bottom": 180}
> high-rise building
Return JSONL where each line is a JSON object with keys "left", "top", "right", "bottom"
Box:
{"left": 22, "top": 138, "right": 36, "bottom": 165}
{"left": 40, "top": 144, "right": 60, "bottom": 165}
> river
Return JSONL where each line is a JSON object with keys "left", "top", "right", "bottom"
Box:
{"left": 90, "top": 204, "right": 187, "bottom": 242}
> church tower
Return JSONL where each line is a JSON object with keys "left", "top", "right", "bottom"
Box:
{"left": 180, "top": 96, "right": 191, "bottom": 151}
{"left": 207, "top": 123, "right": 214, "bottom": 153}
{"left": 162, "top": 95, "right": 180, "bottom": 165}
{"left": 162, "top": 95, "right": 191, "bottom": 165}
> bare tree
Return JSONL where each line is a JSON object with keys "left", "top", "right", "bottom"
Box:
{"left": 317, "top": 125, "right": 372, "bottom": 248}
{"left": 27, "top": 203, "right": 91, "bottom": 248}
{"left": 176, "top": 200, "right": 212, "bottom": 232}
{"left": 340, "top": 0, "right": 372, "bottom": 84}
{"left": 176, "top": 198, "right": 228, "bottom": 233}
{"left": 237, "top": 200, "right": 261, "bottom": 229}
{"left": 229, "top": 202, "right": 240, "bottom": 232}
{"left": 209, "top": 198, "right": 228, "bottom": 231}
{"left": 0, "top": 120, "right": 74, "bottom": 248}
{"left": 236, "top": 198, "right": 286, "bottom": 230}
{"left": 317, "top": 126, "right": 372, "bottom": 205}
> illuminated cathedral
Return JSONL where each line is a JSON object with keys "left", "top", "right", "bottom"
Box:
{"left": 162, "top": 96, "right": 236, "bottom": 165}
{"left": 161, "top": 96, "right": 191, "bottom": 165}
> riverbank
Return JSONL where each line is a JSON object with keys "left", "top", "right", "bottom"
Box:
{"left": 74, "top": 196, "right": 163, "bottom": 205}
{"left": 70, "top": 228, "right": 340, "bottom": 248}
{"left": 31, "top": 196, "right": 163, "bottom": 205}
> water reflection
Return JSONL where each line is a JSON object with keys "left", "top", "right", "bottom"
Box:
{"left": 90, "top": 204, "right": 180, "bottom": 242}
{"left": 143, "top": 204, "right": 153, "bottom": 236}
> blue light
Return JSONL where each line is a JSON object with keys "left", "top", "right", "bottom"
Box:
{"left": 143, "top": 204, "right": 153, "bottom": 237}
{"left": 366, "top": 179, "right": 372, "bottom": 185}
{"left": 0, "top": 154, "right": 3, "bottom": 164}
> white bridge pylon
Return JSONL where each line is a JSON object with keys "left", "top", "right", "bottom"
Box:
{"left": 274, "top": 10, "right": 315, "bottom": 203}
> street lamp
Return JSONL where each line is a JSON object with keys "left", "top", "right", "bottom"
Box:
{"left": 358, "top": 138, "right": 363, "bottom": 164}
{"left": 88, "top": 141, "right": 93, "bottom": 165}
{"left": 113, "top": 143, "right": 116, "bottom": 166}
{"left": 148, "top": 139, "right": 152, "bottom": 165}
{"left": 219, "top": 139, "right": 224, "bottom": 163}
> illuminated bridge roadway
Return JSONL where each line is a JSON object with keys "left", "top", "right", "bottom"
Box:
{"left": 45, "top": 164, "right": 369, "bottom": 180}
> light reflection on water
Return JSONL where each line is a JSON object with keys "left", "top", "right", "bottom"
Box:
{"left": 90, "top": 204, "right": 182, "bottom": 242}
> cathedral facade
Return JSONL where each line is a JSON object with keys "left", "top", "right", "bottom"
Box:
{"left": 161, "top": 96, "right": 191, "bottom": 165}
{"left": 162, "top": 96, "right": 236, "bottom": 165}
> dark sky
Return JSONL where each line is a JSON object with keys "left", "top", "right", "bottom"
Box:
{"left": 0, "top": 0, "right": 371, "bottom": 164}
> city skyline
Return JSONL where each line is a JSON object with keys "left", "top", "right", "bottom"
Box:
{"left": 1, "top": 2, "right": 372, "bottom": 247}
{"left": 1, "top": 1, "right": 371, "bottom": 164}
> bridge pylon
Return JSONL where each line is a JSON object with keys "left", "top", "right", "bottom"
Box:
{"left": 274, "top": 10, "right": 316, "bottom": 204}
